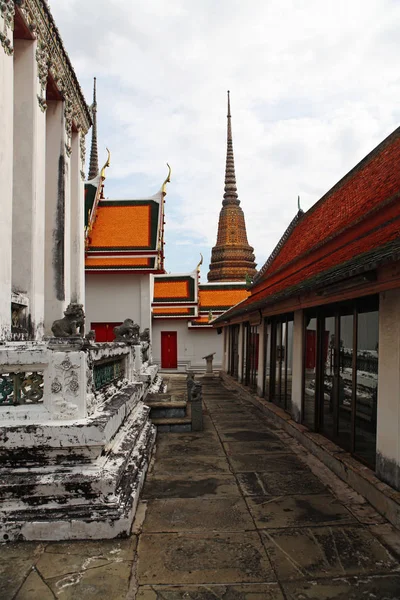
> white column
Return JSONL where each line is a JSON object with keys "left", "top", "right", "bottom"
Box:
{"left": 140, "top": 275, "right": 151, "bottom": 331}
{"left": 238, "top": 323, "right": 244, "bottom": 383}
{"left": 70, "top": 131, "right": 84, "bottom": 307}
{"left": 45, "top": 100, "right": 69, "bottom": 333}
{"left": 12, "top": 39, "right": 46, "bottom": 340}
{"left": 222, "top": 327, "right": 228, "bottom": 372}
{"left": 291, "top": 309, "right": 303, "bottom": 422}
{"left": 376, "top": 289, "right": 400, "bottom": 490}
{"left": 0, "top": 33, "right": 14, "bottom": 340}
{"left": 257, "top": 322, "right": 265, "bottom": 396}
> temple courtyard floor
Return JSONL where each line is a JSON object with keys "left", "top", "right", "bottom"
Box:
{"left": 1, "top": 375, "right": 400, "bottom": 599}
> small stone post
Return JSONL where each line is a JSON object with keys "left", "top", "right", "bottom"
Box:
{"left": 202, "top": 352, "right": 215, "bottom": 374}
{"left": 187, "top": 374, "right": 203, "bottom": 431}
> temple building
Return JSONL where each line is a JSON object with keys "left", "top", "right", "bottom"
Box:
{"left": 214, "top": 125, "right": 400, "bottom": 503}
{"left": 85, "top": 91, "right": 253, "bottom": 371}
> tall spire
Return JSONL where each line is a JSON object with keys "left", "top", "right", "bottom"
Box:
{"left": 88, "top": 77, "right": 99, "bottom": 180}
{"left": 223, "top": 90, "right": 239, "bottom": 205}
{"left": 207, "top": 92, "right": 257, "bottom": 282}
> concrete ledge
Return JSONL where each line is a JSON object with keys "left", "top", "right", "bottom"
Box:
{"left": 220, "top": 372, "right": 400, "bottom": 531}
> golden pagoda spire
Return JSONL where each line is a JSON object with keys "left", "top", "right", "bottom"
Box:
{"left": 207, "top": 92, "right": 256, "bottom": 282}
{"left": 223, "top": 90, "right": 239, "bottom": 205}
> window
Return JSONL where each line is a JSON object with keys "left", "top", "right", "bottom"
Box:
{"left": 263, "top": 314, "right": 294, "bottom": 411}
{"left": 302, "top": 295, "right": 378, "bottom": 468}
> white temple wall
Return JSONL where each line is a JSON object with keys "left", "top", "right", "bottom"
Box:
{"left": 0, "top": 36, "right": 13, "bottom": 340}
{"left": 12, "top": 39, "right": 46, "bottom": 339}
{"left": 152, "top": 319, "right": 223, "bottom": 372}
{"left": 85, "top": 272, "right": 151, "bottom": 331}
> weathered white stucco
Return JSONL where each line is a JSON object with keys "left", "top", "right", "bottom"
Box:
{"left": 12, "top": 39, "right": 46, "bottom": 339}
{"left": 45, "top": 100, "right": 67, "bottom": 332}
{"left": 70, "top": 131, "right": 85, "bottom": 307}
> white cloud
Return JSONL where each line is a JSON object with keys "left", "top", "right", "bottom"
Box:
{"left": 49, "top": 0, "right": 400, "bottom": 276}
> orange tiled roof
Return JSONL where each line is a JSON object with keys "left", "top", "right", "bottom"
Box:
{"left": 257, "top": 127, "right": 400, "bottom": 286}
{"left": 154, "top": 280, "right": 189, "bottom": 300}
{"left": 85, "top": 257, "right": 151, "bottom": 268}
{"left": 191, "top": 316, "right": 211, "bottom": 324}
{"left": 199, "top": 287, "right": 249, "bottom": 309}
{"left": 87, "top": 197, "right": 162, "bottom": 251}
{"left": 153, "top": 307, "right": 193, "bottom": 315}
{"left": 153, "top": 275, "right": 196, "bottom": 303}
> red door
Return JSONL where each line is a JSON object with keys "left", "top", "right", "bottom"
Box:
{"left": 91, "top": 322, "right": 122, "bottom": 342}
{"left": 161, "top": 331, "right": 177, "bottom": 369}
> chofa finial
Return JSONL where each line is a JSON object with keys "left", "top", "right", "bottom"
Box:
{"left": 162, "top": 163, "right": 171, "bottom": 195}
{"left": 100, "top": 147, "right": 111, "bottom": 179}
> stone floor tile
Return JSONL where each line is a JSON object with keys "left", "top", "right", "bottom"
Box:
{"left": 216, "top": 424, "right": 278, "bottom": 435}
{"left": 137, "top": 532, "right": 275, "bottom": 585}
{"left": 14, "top": 568, "right": 54, "bottom": 600}
{"left": 261, "top": 525, "right": 399, "bottom": 581}
{"left": 227, "top": 453, "right": 306, "bottom": 473}
{"left": 282, "top": 574, "right": 400, "bottom": 599}
{"left": 237, "top": 471, "right": 327, "bottom": 496}
{"left": 46, "top": 560, "right": 133, "bottom": 599}
{"left": 155, "top": 437, "right": 224, "bottom": 458}
{"left": 137, "top": 583, "right": 285, "bottom": 599}
{"left": 223, "top": 440, "right": 288, "bottom": 454}
{"left": 152, "top": 455, "right": 231, "bottom": 476}
{"left": 219, "top": 430, "right": 280, "bottom": 443}
{"left": 0, "top": 542, "right": 44, "bottom": 600}
{"left": 143, "top": 497, "right": 255, "bottom": 532}
{"left": 246, "top": 494, "right": 356, "bottom": 529}
{"left": 142, "top": 474, "right": 241, "bottom": 499}
{"left": 35, "top": 537, "right": 136, "bottom": 579}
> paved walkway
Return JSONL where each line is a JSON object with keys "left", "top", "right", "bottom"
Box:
{"left": 1, "top": 375, "right": 400, "bottom": 599}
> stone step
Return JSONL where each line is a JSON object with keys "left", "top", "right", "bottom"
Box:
{"left": 146, "top": 393, "right": 173, "bottom": 403}
{"left": 150, "top": 406, "right": 187, "bottom": 419}
{"left": 151, "top": 416, "right": 192, "bottom": 426}
{"left": 147, "top": 400, "right": 186, "bottom": 409}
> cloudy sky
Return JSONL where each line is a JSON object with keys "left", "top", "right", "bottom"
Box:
{"left": 51, "top": 0, "right": 400, "bottom": 280}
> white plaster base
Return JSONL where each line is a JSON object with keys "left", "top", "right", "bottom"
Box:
{"left": 0, "top": 383, "right": 156, "bottom": 541}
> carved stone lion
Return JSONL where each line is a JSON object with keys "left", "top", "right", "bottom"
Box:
{"left": 51, "top": 303, "right": 85, "bottom": 338}
{"left": 140, "top": 328, "right": 150, "bottom": 343}
{"left": 114, "top": 319, "right": 140, "bottom": 343}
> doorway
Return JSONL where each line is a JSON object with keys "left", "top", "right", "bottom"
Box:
{"left": 161, "top": 331, "right": 178, "bottom": 369}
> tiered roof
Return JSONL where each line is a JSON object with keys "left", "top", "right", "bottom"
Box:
{"left": 85, "top": 193, "right": 165, "bottom": 272}
{"left": 215, "top": 125, "right": 400, "bottom": 322}
{"left": 190, "top": 283, "right": 249, "bottom": 328}
{"left": 152, "top": 273, "right": 198, "bottom": 317}
{"left": 151, "top": 272, "right": 249, "bottom": 327}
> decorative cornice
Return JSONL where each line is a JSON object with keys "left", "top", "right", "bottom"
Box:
{"left": 0, "top": 0, "right": 15, "bottom": 55}
{"left": 35, "top": 39, "right": 49, "bottom": 110}
{"left": 16, "top": 0, "right": 91, "bottom": 133}
{"left": 80, "top": 132, "right": 86, "bottom": 174}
